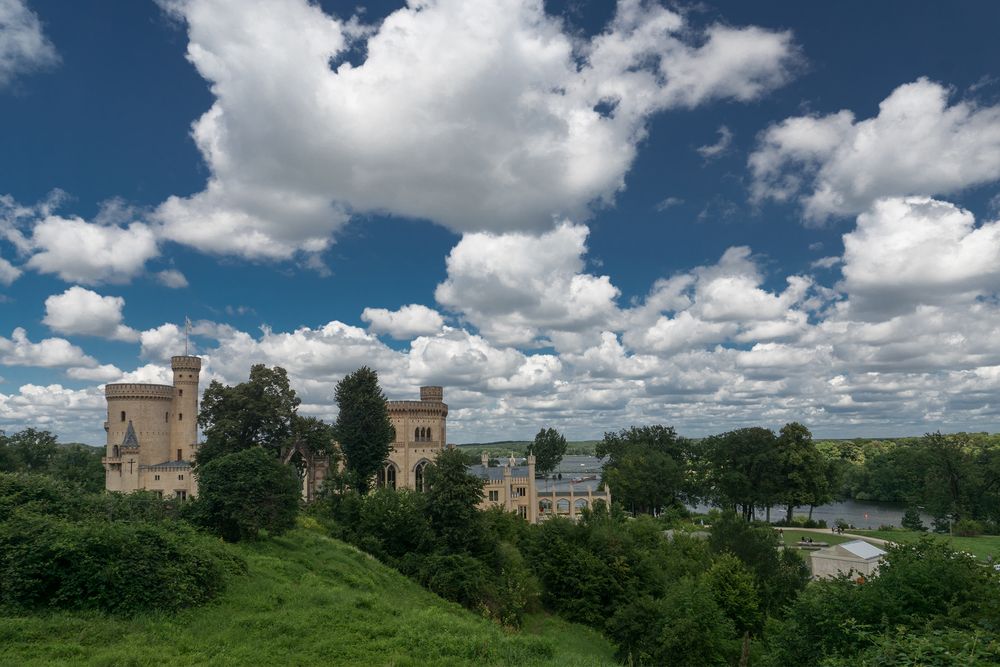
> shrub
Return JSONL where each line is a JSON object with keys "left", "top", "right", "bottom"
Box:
{"left": 352, "top": 488, "right": 433, "bottom": 563}
{"left": 0, "top": 510, "right": 245, "bottom": 614}
{"left": 188, "top": 447, "right": 301, "bottom": 542}
{"left": 417, "top": 552, "right": 492, "bottom": 611}
{"left": 0, "top": 472, "right": 79, "bottom": 518}
{"left": 901, "top": 507, "right": 926, "bottom": 532}
{"left": 953, "top": 518, "right": 983, "bottom": 537}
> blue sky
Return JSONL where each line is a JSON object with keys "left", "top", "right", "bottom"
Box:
{"left": 3, "top": 0, "right": 1000, "bottom": 444}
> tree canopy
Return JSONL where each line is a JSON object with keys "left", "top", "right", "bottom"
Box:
{"left": 196, "top": 365, "right": 302, "bottom": 466}
{"left": 333, "top": 367, "right": 395, "bottom": 494}
{"left": 596, "top": 425, "right": 690, "bottom": 515}
{"left": 526, "top": 427, "right": 567, "bottom": 475}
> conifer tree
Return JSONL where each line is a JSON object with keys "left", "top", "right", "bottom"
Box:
{"left": 334, "top": 367, "right": 395, "bottom": 494}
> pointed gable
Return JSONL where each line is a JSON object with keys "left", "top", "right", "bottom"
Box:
{"left": 121, "top": 420, "right": 140, "bottom": 449}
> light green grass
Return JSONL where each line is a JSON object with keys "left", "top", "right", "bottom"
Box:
{"left": 776, "top": 529, "right": 861, "bottom": 548}
{"left": 0, "top": 528, "right": 616, "bottom": 667}
{"left": 851, "top": 529, "right": 1000, "bottom": 560}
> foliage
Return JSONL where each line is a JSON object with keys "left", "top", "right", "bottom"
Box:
{"left": 763, "top": 537, "right": 1000, "bottom": 665}
{"left": 0, "top": 509, "right": 245, "bottom": 615}
{"left": 952, "top": 518, "right": 982, "bottom": 537}
{"left": 333, "top": 366, "right": 395, "bottom": 494}
{"left": 708, "top": 512, "right": 809, "bottom": 614}
{"left": 901, "top": 506, "right": 927, "bottom": 532}
{"left": 196, "top": 365, "right": 302, "bottom": 466}
{"left": 700, "top": 427, "right": 783, "bottom": 521}
{"left": 704, "top": 552, "right": 763, "bottom": 635}
{"left": 0, "top": 528, "right": 616, "bottom": 666}
{"left": 424, "top": 447, "right": 486, "bottom": 553}
{"left": 774, "top": 422, "right": 829, "bottom": 521}
{"left": 527, "top": 427, "right": 568, "bottom": 475}
{"left": 0, "top": 430, "right": 104, "bottom": 492}
{"left": 187, "top": 447, "right": 301, "bottom": 542}
{"left": 596, "top": 425, "right": 689, "bottom": 515}
{"left": 345, "top": 488, "right": 433, "bottom": 564}
{"left": 606, "top": 579, "right": 737, "bottom": 667}
{"left": 821, "top": 628, "right": 1000, "bottom": 666}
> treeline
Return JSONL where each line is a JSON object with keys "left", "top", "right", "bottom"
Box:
{"left": 819, "top": 432, "right": 1000, "bottom": 531}
{"left": 598, "top": 425, "right": 1000, "bottom": 533}
{"left": 0, "top": 428, "right": 105, "bottom": 492}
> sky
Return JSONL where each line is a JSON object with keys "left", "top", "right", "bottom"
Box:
{"left": 3, "top": 0, "right": 1000, "bottom": 445}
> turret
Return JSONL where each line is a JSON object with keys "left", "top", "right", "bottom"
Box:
{"left": 170, "top": 356, "right": 201, "bottom": 462}
{"left": 481, "top": 451, "right": 489, "bottom": 467}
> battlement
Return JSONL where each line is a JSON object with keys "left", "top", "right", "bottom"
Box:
{"left": 105, "top": 383, "right": 175, "bottom": 400}
{"left": 171, "top": 355, "right": 202, "bottom": 372}
{"left": 387, "top": 400, "right": 448, "bottom": 417}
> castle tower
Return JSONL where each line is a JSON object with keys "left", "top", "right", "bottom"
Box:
{"left": 384, "top": 386, "right": 448, "bottom": 490}
{"left": 103, "top": 383, "right": 174, "bottom": 492}
{"left": 170, "top": 355, "right": 201, "bottom": 462}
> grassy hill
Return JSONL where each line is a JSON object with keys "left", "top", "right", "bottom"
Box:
{"left": 0, "top": 525, "right": 616, "bottom": 666}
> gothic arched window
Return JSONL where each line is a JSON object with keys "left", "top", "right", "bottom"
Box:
{"left": 414, "top": 460, "right": 429, "bottom": 492}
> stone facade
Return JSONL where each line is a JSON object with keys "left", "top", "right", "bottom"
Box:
{"left": 102, "top": 355, "right": 201, "bottom": 499}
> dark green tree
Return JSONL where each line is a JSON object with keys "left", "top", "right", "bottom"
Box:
{"left": 5, "top": 428, "right": 58, "bottom": 472}
{"left": 774, "top": 422, "right": 827, "bottom": 523}
{"left": 526, "top": 427, "right": 567, "bottom": 475}
{"left": 901, "top": 506, "right": 926, "bottom": 532}
{"left": 333, "top": 367, "right": 394, "bottom": 494}
{"left": 701, "top": 427, "right": 782, "bottom": 521}
{"left": 47, "top": 444, "right": 105, "bottom": 493}
{"left": 424, "top": 447, "right": 485, "bottom": 552}
{"left": 187, "top": 447, "right": 300, "bottom": 542}
{"left": 596, "top": 425, "right": 688, "bottom": 515}
{"left": 196, "top": 365, "right": 301, "bottom": 466}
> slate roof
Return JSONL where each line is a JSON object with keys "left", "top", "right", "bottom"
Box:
{"left": 144, "top": 460, "right": 193, "bottom": 470}
{"left": 467, "top": 464, "right": 531, "bottom": 481}
{"left": 121, "top": 420, "right": 140, "bottom": 449}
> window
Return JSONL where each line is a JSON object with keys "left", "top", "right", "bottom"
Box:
{"left": 113, "top": 445, "right": 119, "bottom": 457}
{"left": 414, "top": 461, "right": 429, "bottom": 492}
{"left": 178, "top": 474, "right": 184, "bottom": 480}
{"left": 488, "top": 490, "right": 499, "bottom": 502}
{"left": 120, "top": 411, "right": 126, "bottom": 422}
{"left": 165, "top": 411, "right": 169, "bottom": 423}
{"left": 176, "top": 490, "right": 187, "bottom": 501}
{"left": 176, "top": 449, "right": 182, "bottom": 461}
{"left": 518, "top": 506, "right": 528, "bottom": 519}
{"left": 179, "top": 389, "right": 183, "bottom": 396}
{"left": 154, "top": 474, "right": 160, "bottom": 481}
{"left": 516, "top": 487, "right": 526, "bottom": 497}
{"left": 426, "top": 427, "right": 432, "bottom": 440}
{"left": 178, "top": 413, "right": 183, "bottom": 421}
{"left": 154, "top": 491, "right": 163, "bottom": 499}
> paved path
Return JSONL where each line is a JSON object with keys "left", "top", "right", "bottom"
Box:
{"left": 777, "top": 526, "right": 893, "bottom": 547}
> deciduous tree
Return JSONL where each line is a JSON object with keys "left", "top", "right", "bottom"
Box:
{"left": 527, "top": 427, "right": 567, "bottom": 475}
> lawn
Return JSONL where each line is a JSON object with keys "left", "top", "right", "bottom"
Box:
{"left": 0, "top": 528, "right": 617, "bottom": 667}
{"left": 775, "top": 529, "right": 865, "bottom": 548}
{"left": 851, "top": 529, "right": 1000, "bottom": 561}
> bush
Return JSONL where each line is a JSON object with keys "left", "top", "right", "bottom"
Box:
{"left": 0, "top": 472, "right": 79, "bottom": 518}
{"left": 0, "top": 510, "right": 245, "bottom": 614}
{"left": 901, "top": 507, "right": 926, "bottom": 532}
{"left": 953, "top": 518, "right": 983, "bottom": 537}
{"left": 188, "top": 447, "right": 300, "bottom": 542}
{"left": 416, "top": 552, "right": 492, "bottom": 611}
{"left": 607, "top": 579, "right": 737, "bottom": 666}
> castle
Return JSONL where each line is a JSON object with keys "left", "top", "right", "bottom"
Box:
{"left": 102, "top": 355, "right": 201, "bottom": 499}
{"left": 102, "top": 355, "right": 610, "bottom": 521}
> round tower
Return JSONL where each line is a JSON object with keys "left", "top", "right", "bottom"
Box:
{"left": 104, "top": 383, "right": 174, "bottom": 492}
{"left": 170, "top": 355, "right": 201, "bottom": 462}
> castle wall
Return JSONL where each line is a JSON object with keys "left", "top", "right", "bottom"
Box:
{"left": 385, "top": 387, "right": 447, "bottom": 490}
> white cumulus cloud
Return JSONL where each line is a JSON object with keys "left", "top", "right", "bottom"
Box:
{"left": 155, "top": 0, "right": 798, "bottom": 258}
{"left": 750, "top": 78, "right": 1000, "bottom": 221}
{"left": 362, "top": 304, "right": 445, "bottom": 339}
{"left": 43, "top": 286, "right": 139, "bottom": 341}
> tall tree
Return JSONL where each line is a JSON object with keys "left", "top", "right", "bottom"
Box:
{"left": 701, "top": 427, "right": 781, "bottom": 521}
{"left": 424, "top": 447, "right": 486, "bottom": 552}
{"left": 526, "top": 427, "right": 567, "bottom": 475}
{"left": 333, "top": 367, "right": 394, "bottom": 494}
{"left": 196, "top": 365, "right": 301, "bottom": 466}
{"left": 774, "top": 422, "right": 826, "bottom": 523}
{"left": 596, "top": 425, "right": 688, "bottom": 515}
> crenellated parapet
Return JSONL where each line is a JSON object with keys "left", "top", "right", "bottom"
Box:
{"left": 387, "top": 399, "right": 448, "bottom": 418}
{"left": 105, "top": 383, "right": 175, "bottom": 401}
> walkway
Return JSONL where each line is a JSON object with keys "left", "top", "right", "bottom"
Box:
{"left": 779, "top": 526, "right": 893, "bottom": 547}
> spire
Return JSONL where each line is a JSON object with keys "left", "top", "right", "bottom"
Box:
{"left": 184, "top": 316, "right": 192, "bottom": 355}
{"left": 121, "top": 420, "right": 140, "bottom": 449}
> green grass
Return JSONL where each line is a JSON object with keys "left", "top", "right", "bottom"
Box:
{"left": 851, "top": 529, "right": 1000, "bottom": 560}
{"left": 775, "top": 529, "right": 863, "bottom": 548}
{"left": 0, "top": 528, "right": 616, "bottom": 667}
